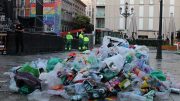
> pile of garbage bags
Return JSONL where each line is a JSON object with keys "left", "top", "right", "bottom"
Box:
{"left": 6, "top": 36, "right": 180, "bottom": 101}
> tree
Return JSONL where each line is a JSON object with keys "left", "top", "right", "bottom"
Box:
{"left": 73, "top": 15, "right": 94, "bottom": 33}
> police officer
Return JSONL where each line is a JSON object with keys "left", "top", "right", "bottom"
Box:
{"left": 65, "top": 32, "right": 73, "bottom": 51}
{"left": 83, "top": 35, "right": 89, "bottom": 50}
{"left": 78, "top": 31, "right": 84, "bottom": 51}
{"left": 15, "top": 20, "right": 24, "bottom": 54}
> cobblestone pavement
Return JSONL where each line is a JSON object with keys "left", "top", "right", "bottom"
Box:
{"left": 0, "top": 49, "right": 180, "bottom": 101}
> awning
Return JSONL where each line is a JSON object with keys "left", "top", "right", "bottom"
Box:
{"left": 60, "top": 28, "right": 85, "bottom": 37}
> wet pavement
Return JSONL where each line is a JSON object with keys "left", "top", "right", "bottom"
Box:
{"left": 0, "top": 49, "right": 180, "bottom": 101}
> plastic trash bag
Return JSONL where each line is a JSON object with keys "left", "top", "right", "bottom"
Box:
{"left": 88, "top": 72, "right": 102, "bottom": 82}
{"left": 154, "top": 90, "right": 170, "bottom": 101}
{"left": 14, "top": 72, "right": 41, "bottom": 94}
{"left": 134, "top": 45, "right": 149, "bottom": 56}
{"left": 150, "top": 70, "right": 166, "bottom": 81}
{"left": 72, "top": 61, "right": 82, "bottom": 71}
{"left": 28, "top": 90, "right": 51, "bottom": 101}
{"left": 101, "top": 69, "right": 119, "bottom": 82}
{"left": 117, "top": 92, "right": 146, "bottom": 101}
{"left": 123, "top": 63, "right": 135, "bottom": 73}
{"left": 98, "top": 45, "right": 111, "bottom": 60}
{"left": 143, "top": 90, "right": 155, "bottom": 101}
{"left": 53, "top": 63, "right": 64, "bottom": 72}
{"left": 47, "top": 89, "right": 70, "bottom": 99}
{"left": 34, "top": 59, "right": 47, "bottom": 72}
{"left": 136, "top": 60, "right": 153, "bottom": 74}
{"left": 64, "top": 83, "right": 86, "bottom": 95}
{"left": 82, "top": 50, "right": 91, "bottom": 54}
{"left": 102, "top": 36, "right": 129, "bottom": 48}
{"left": 39, "top": 71, "right": 62, "bottom": 88}
{"left": 46, "top": 58, "right": 62, "bottom": 72}
{"left": 103, "top": 54, "right": 125, "bottom": 72}
{"left": 116, "top": 46, "right": 132, "bottom": 58}
{"left": 9, "top": 78, "right": 19, "bottom": 92}
{"left": 18, "top": 63, "right": 40, "bottom": 78}
{"left": 171, "top": 82, "right": 180, "bottom": 89}
{"left": 87, "top": 52, "right": 100, "bottom": 69}
{"left": 73, "top": 73, "right": 84, "bottom": 82}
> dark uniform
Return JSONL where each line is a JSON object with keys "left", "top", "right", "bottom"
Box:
{"left": 15, "top": 23, "right": 24, "bottom": 54}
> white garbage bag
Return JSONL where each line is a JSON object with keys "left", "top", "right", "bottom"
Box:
{"left": 9, "top": 78, "right": 19, "bottom": 92}
{"left": 39, "top": 71, "right": 61, "bottom": 88}
{"left": 53, "top": 63, "right": 64, "bottom": 72}
{"left": 117, "top": 92, "right": 146, "bottom": 101}
{"left": 134, "top": 45, "right": 149, "bottom": 57}
{"left": 102, "top": 36, "right": 129, "bottom": 48}
{"left": 28, "top": 90, "right": 51, "bottom": 101}
{"left": 47, "top": 90, "right": 70, "bottom": 99}
{"left": 103, "top": 54, "right": 125, "bottom": 72}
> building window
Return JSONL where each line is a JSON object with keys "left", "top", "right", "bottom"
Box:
{"left": 139, "top": 18, "right": 143, "bottom": 30}
{"left": 88, "top": 5, "right": 91, "bottom": 10}
{"left": 170, "top": 0, "right": 175, "bottom": 5}
{"left": 149, "top": 18, "right": 153, "bottom": 30}
{"left": 149, "top": 6, "right": 154, "bottom": 17}
{"left": 140, "top": 0, "right": 144, "bottom": 4}
{"left": 120, "top": 0, "right": 125, "bottom": 5}
{"left": 96, "top": 7, "right": 105, "bottom": 18}
{"left": 130, "top": 0, "right": 134, "bottom": 5}
{"left": 89, "top": 11, "right": 91, "bottom": 16}
{"left": 169, "top": 6, "right": 174, "bottom": 16}
{"left": 96, "top": 18, "right": 105, "bottom": 28}
{"left": 149, "top": 0, "right": 154, "bottom": 4}
{"left": 139, "top": 6, "right": 144, "bottom": 17}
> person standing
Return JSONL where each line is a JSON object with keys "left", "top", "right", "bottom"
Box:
{"left": 171, "top": 32, "right": 174, "bottom": 46}
{"left": 78, "top": 31, "right": 84, "bottom": 51}
{"left": 83, "top": 35, "right": 89, "bottom": 50}
{"left": 15, "top": 21, "right": 24, "bottom": 54}
{"left": 65, "top": 32, "right": 73, "bottom": 51}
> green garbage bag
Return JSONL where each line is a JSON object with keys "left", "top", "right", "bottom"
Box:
{"left": 46, "top": 58, "right": 62, "bottom": 72}
{"left": 18, "top": 64, "right": 39, "bottom": 77}
{"left": 150, "top": 70, "right": 166, "bottom": 81}
{"left": 101, "top": 69, "right": 118, "bottom": 81}
{"left": 19, "top": 85, "right": 34, "bottom": 95}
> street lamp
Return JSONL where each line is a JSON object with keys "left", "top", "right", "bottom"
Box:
{"left": 156, "top": 0, "right": 163, "bottom": 59}
{"left": 120, "top": 2, "right": 134, "bottom": 30}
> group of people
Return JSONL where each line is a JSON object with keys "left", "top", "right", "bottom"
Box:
{"left": 65, "top": 31, "right": 89, "bottom": 51}
{"left": 14, "top": 20, "right": 89, "bottom": 54}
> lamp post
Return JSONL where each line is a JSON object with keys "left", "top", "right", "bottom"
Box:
{"left": 156, "top": 0, "right": 163, "bottom": 59}
{"left": 120, "top": 2, "right": 134, "bottom": 31}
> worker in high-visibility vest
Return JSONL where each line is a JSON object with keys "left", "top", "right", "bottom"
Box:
{"left": 83, "top": 35, "right": 89, "bottom": 50}
{"left": 65, "top": 32, "right": 73, "bottom": 51}
{"left": 78, "top": 31, "right": 84, "bottom": 51}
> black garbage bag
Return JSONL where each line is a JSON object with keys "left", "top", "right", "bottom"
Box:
{"left": 14, "top": 72, "right": 41, "bottom": 94}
